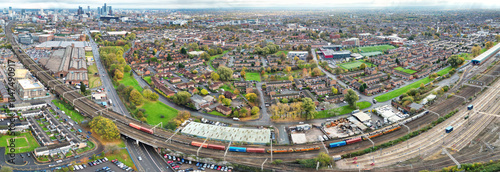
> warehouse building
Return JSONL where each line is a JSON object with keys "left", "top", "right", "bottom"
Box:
{"left": 15, "top": 79, "right": 49, "bottom": 100}
{"left": 39, "top": 45, "right": 88, "bottom": 85}
{"left": 181, "top": 122, "right": 271, "bottom": 145}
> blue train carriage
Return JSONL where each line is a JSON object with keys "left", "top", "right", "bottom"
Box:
{"left": 329, "top": 141, "right": 346, "bottom": 148}
{"left": 228, "top": 146, "right": 247, "bottom": 152}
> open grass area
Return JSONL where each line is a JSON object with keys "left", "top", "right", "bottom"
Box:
{"left": 274, "top": 51, "right": 289, "bottom": 57}
{"left": 118, "top": 73, "right": 143, "bottom": 92}
{"left": 52, "top": 99, "right": 86, "bottom": 123}
{"left": 358, "top": 45, "right": 395, "bottom": 53}
{"left": 103, "top": 140, "right": 136, "bottom": 170}
{"left": 208, "top": 111, "right": 226, "bottom": 117}
{"left": 394, "top": 67, "right": 417, "bottom": 74}
{"left": 208, "top": 50, "right": 229, "bottom": 71}
{"left": 315, "top": 101, "right": 372, "bottom": 119}
{"left": 85, "top": 51, "right": 93, "bottom": 57}
{"left": 338, "top": 60, "right": 376, "bottom": 70}
{"left": 87, "top": 64, "right": 102, "bottom": 88}
{"left": 458, "top": 53, "right": 473, "bottom": 60}
{"left": 143, "top": 76, "right": 152, "bottom": 84}
{"left": 374, "top": 66, "right": 453, "bottom": 102}
{"left": 139, "top": 100, "right": 178, "bottom": 126}
{"left": 220, "top": 84, "right": 234, "bottom": 93}
{"left": 245, "top": 72, "right": 261, "bottom": 82}
{"left": 0, "top": 132, "right": 40, "bottom": 154}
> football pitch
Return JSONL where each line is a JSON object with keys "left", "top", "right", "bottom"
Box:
{"left": 359, "top": 45, "right": 396, "bottom": 53}
{"left": 339, "top": 60, "right": 376, "bottom": 70}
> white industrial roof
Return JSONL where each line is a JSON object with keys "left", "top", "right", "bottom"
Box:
{"left": 291, "top": 133, "right": 307, "bottom": 144}
{"left": 181, "top": 122, "right": 271, "bottom": 144}
{"left": 352, "top": 111, "right": 371, "bottom": 123}
{"left": 18, "top": 79, "right": 43, "bottom": 90}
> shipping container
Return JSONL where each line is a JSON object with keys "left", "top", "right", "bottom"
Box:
{"left": 329, "top": 141, "right": 346, "bottom": 148}
{"left": 332, "top": 155, "right": 342, "bottom": 161}
{"left": 191, "top": 141, "right": 208, "bottom": 148}
{"left": 207, "top": 144, "right": 225, "bottom": 150}
{"left": 246, "top": 148, "right": 266, "bottom": 153}
{"left": 345, "top": 137, "right": 362, "bottom": 144}
{"left": 228, "top": 147, "right": 247, "bottom": 152}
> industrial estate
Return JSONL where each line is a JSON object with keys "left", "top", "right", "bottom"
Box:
{"left": 0, "top": 2, "right": 500, "bottom": 172}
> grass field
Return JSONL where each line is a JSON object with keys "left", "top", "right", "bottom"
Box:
{"left": 395, "top": 67, "right": 417, "bottom": 74}
{"left": 140, "top": 100, "right": 178, "bottom": 126}
{"left": 245, "top": 72, "right": 261, "bottom": 82}
{"left": 458, "top": 53, "right": 473, "bottom": 60}
{"left": 208, "top": 111, "right": 226, "bottom": 117}
{"left": 359, "top": 51, "right": 383, "bottom": 57}
{"left": 359, "top": 45, "right": 396, "bottom": 53}
{"left": 102, "top": 140, "right": 136, "bottom": 170}
{"left": 209, "top": 50, "right": 229, "bottom": 71}
{"left": 315, "top": 101, "right": 372, "bottom": 119}
{"left": 0, "top": 132, "right": 40, "bottom": 154}
{"left": 339, "top": 60, "right": 376, "bottom": 70}
{"left": 374, "top": 66, "right": 453, "bottom": 102}
{"left": 87, "top": 64, "right": 102, "bottom": 88}
{"left": 274, "top": 51, "right": 289, "bottom": 57}
{"left": 85, "top": 51, "right": 93, "bottom": 57}
{"left": 220, "top": 84, "right": 234, "bottom": 93}
{"left": 143, "top": 76, "right": 152, "bottom": 84}
{"left": 118, "top": 73, "right": 143, "bottom": 92}
{"left": 52, "top": 99, "right": 86, "bottom": 123}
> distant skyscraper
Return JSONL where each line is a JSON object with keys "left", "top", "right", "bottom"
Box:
{"left": 108, "top": 6, "right": 112, "bottom": 15}
{"left": 87, "top": 6, "right": 90, "bottom": 13}
{"left": 3, "top": 8, "right": 6, "bottom": 14}
{"left": 21, "top": 9, "right": 25, "bottom": 15}
{"left": 103, "top": 3, "right": 107, "bottom": 15}
{"left": 97, "top": 7, "right": 101, "bottom": 15}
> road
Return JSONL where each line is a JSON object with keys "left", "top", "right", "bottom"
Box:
{"left": 84, "top": 29, "right": 130, "bottom": 117}
{"left": 124, "top": 137, "right": 172, "bottom": 172}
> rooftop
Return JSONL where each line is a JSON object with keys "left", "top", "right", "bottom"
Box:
{"left": 181, "top": 122, "right": 271, "bottom": 144}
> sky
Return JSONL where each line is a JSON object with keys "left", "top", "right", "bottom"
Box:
{"left": 1, "top": 0, "right": 500, "bottom": 9}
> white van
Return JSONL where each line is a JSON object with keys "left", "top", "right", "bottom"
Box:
{"left": 232, "top": 117, "right": 240, "bottom": 121}
{"left": 56, "top": 160, "right": 62, "bottom": 163}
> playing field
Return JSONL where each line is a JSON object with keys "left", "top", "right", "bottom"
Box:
{"left": 0, "top": 132, "right": 40, "bottom": 154}
{"left": 339, "top": 60, "right": 376, "bottom": 70}
{"left": 394, "top": 67, "right": 417, "bottom": 74}
{"left": 245, "top": 72, "right": 261, "bottom": 82}
{"left": 359, "top": 45, "right": 396, "bottom": 53}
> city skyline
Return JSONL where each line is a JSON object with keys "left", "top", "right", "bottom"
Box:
{"left": 1, "top": 0, "right": 500, "bottom": 9}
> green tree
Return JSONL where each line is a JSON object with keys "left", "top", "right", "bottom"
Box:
{"left": 360, "top": 63, "right": 367, "bottom": 70}
{"left": 129, "top": 89, "right": 144, "bottom": 105}
{"left": 200, "top": 89, "right": 209, "bottom": 95}
{"left": 245, "top": 93, "right": 258, "bottom": 103}
{"left": 80, "top": 81, "right": 86, "bottom": 94}
{"left": 496, "top": 35, "right": 500, "bottom": 42}
{"left": 222, "top": 98, "right": 232, "bottom": 106}
{"left": 447, "top": 55, "right": 465, "bottom": 68}
{"left": 172, "top": 91, "right": 192, "bottom": 105}
{"left": 312, "top": 67, "right": 322, "bottom": 77}
{"left": 217, "top": 66, "right": 234, "bottom": 81}
{"left": 331, "top": 87, "right": 338, "bottom": 94}
{"left": 251, "top": 106, "right": 260, "bottom": 115}
{"left": 281, "top": 98, "right": 289, "bottom": 103}
{"left": 314, "top": 152, "right": 332, "bottom": 167}
{"left": 302, "top": 98, "right": 317, "bottom": 120}
{"left": 180, "top": 47, "right": 187, "bottom": 54}
{"left": 124, "top": 65, "right": 131, "bottom": 73}
{"left": 89, "top": 116, "right": 120, "bottom": 140}
{"left": 114, "top": 70, "right": 124, "bottom": 79}
{"left": 344, "top": 89, "right": 359, "bottom": 109}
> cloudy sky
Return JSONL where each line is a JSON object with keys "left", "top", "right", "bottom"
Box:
{"left": 1, "top": 0, "right": 499, "bottom": 9}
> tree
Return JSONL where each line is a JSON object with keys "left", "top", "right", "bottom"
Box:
{"left": 239, "top": 107, "right": 249, "bottom": 117}
{"left": 485, "top": 41, "right": 494, "bottom": 49}
{"left": 360, "top": 63, "right": 367, "bottom": 70}
{"left": 496, "top": 35, "right": 500, "bottom": 42}
{"left": 211, "top": 72, "right": 220, "bottom": 81}
{"left": 251, "top": 106, "right": 260, "bottom": 115}
{"left": 302, "top": 98, "right": 317, "bottom": 120}
{"left": 285, "top": 66, "right": 292, "bottom": 74}
{"left": 129, "top": 89, "right": 144, "bottom": 105}
{"left": 331, "top": 87, "right": 338, "bottom": 94}
{"left": 344, "top": 89, "right": 359, "bottom": 109}
{"left": 312, "top": 68, "right": 322, "bottom": 77}
{"left": 245, "top": 93, "right": 258, "bottom": 103}
{"left": 80, "top": 81, "right": 86, "bottom": 94}
{"left": 472, "top": 45, "right": 482, "bottom": 57}
{"left": 240, "top": 70, "right": 246, "bottom": 79}
{"left": 0, "top": 166, "right": 13, "bottom": 172}
{"left": 217, "top": 66, "right": 233, "bottom": 81}
{"left": 200, "top": 89, "right": 209, "bottom": 95}
{"left": 234, "top": 89, "right": 240, "bottom": 95}
{"left": 172, "top": 91, "right": 192, "bottom": 105}
{"left": 420, "top": 83, "right": 425, "bottom": 89}
{"left": 124, "top": 65, "right": 131, "bottom": 73}
{"left": 314, "top": 152, "right": 332, "bottom": 167}
{"left": 447, "top": 55, "right": 465, "bottom": 67}
{"left": 222, "top": 98, "right": 232, "bottom": 106}
{"left": 281, "top": 98, "right": 289, "bottom": 103}
{"left": 89, "top": 116, "right": 120, "bottom": 140}
{"left": 180, "top": 47, "right": 187, "bottom": 54}
{"left": 114, "top": 70, "right": 124, "bottom": 79}
{"left": 288, "top": 75, "right": 294, "bottom": 81}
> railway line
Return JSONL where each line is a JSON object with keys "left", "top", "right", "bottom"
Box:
{"left": 5, "top": 20, "right": 500, "bottom": 171}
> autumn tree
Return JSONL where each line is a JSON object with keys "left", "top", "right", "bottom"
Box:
{"left": 89, "top": 116, "right": 120, "bottom": 140}
{"left": 312, "top": 67, "right": 322, "bottom": 77}
{"left": 129, "top": 89, "right": 144, "bottom": 105}
{"left": 285, "top": 66, "right": 292, "bottom": 74}
{"left": 240, "top": 70, "right": 246, "bottom": 79}
{"left": 315, "top": 152, "right": 332, "bottom": 167}
{"left": 245, "top": 93, "right": 258, "bottom": 103}
{"left": 331, "top": 87, "right": 338, "bottom": 94}
{"left": 359, "top": 63, "right": 367, "bottom": 70}
{"left": 302, "top": 98, "right": 317, "bottom": 120}
{"left": 234, "top": 89, "right": 240, "bottom": 95}
{"left": 222, "top": 98, "right": 232, "bottom": 106}
{"left": 217, "top": 66, "right": 234, "bottom": 81}
{"left": 288, "top": 75, "right": 294, "bottom": 81}
{"left": 471, "top": 45, "right": 482, "bottom": 57}
{"left": 211, "top": 72, "right": 220, "bottom": 81}
{"left": 200, "top": 89, "right": 209, "bottom": 95}
{"left": 251, "top": 106, "right": 260, "bottom": 115}
{"left": 447, "top": 55, "right": 464, "bottom": 67}
{"left": 114, "top": 70, "right": 124, "bottom": 79}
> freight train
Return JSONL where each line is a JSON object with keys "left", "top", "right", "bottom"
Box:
{"left": 129, "top": 123, "right": 154, "bottom": 134}
{"left": 191, "top": 141, "right": 319, "bottom": 153}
